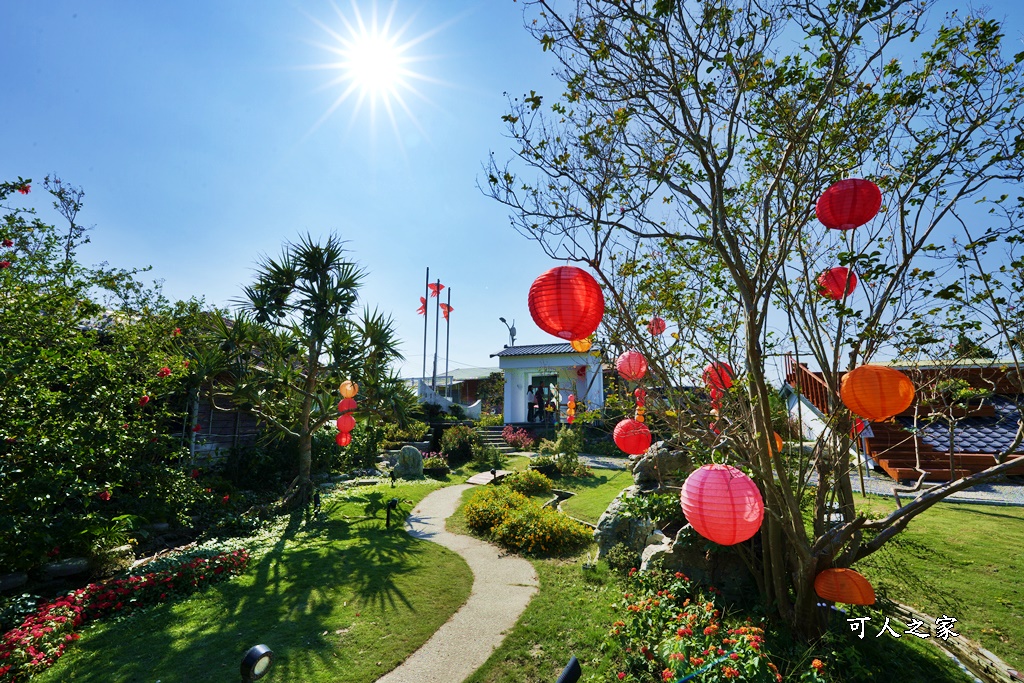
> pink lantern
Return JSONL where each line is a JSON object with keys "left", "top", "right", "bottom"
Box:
{"left": 702, "top": 362, "right": 734, "bottom": 390}
{"left": 816, "top": 267, "right": 858, "bottom": 300}
{"left": 336, "top": 414, "right": 356, "bottom": 433}
{"left": 680, "top": 464, "right": 764, "bottom": 545}
{"left": 815, "top": 179, "right": 882, "bottom": 230}
{"left": 647, "top": 317, "right": 666, "bottom": 335}
{"left": 616, "top": 350, "right": 648, "bottom": 381}
{"left": 613, "top": 418, "right": 651, "bottom": 455}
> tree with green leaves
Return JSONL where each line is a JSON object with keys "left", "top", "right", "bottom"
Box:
{"left": 486, "top": 0, "right": 1024, "bottom": 639}
{"left": 211, "top": 235, "right": 415, "bottom": 506}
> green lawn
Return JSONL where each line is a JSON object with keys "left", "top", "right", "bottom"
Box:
{"left": 854, "top": 494, "right": 1024, "bottom": 671}
{"left": 558, "top": 468, "right": 631, "bottom": 524}
{"left": 35, "top": 482, "right": 472, "bottom": 683}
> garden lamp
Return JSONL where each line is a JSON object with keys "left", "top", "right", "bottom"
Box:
{"left": 556, "top": 656, "right": 581, "bottom": 683}
{"left": 240, "top": 644, "right": 274, "bottom": 681}
{"left": 386, "top": 497, "right": 399, "bottom": 528}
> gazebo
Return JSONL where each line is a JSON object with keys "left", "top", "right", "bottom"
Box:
{"left": 491, "top": 343, "right": 604, "bottom": 425}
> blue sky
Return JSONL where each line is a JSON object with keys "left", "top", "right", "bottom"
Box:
{"left": 4, "top": 1, "right": 1022, "bottom": 382}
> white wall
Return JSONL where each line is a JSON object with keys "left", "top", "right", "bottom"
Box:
{"left": 498, "top": 352, "right": 604, "bottom": 424}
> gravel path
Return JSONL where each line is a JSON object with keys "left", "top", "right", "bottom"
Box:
{"left": 376, "top": 484, "right": 539, "bottom": 683}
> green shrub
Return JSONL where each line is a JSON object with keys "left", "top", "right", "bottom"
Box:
{"left": 477, "top": 413, "right": 504, "bottom": 427}
{"left": 381, "top": 420, "right": 430, "bottom": 448}
{"left": 604, "top": 542, "right": 641, "bottom": 574}
{"left": 537, "top": 425, "right": 583, "bottom": 457}
{"left": 440, "top": 424, "right": 481, "bottom": 466}
{"left": 464, "top": 487, "right": 530, "bottom": 534}
{"left": 447, "top": 403, "right": 467, "bottom": 420}
{"left": 492, "top": 505, "right": 592, "bottom": 555}
{"left": 502, "top": 469, "right": 553, "bottom": 496}
{"left": 473, "top": 443, "right": 505, "bottom": 469}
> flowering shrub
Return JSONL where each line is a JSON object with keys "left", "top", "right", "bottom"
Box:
{"left": 463, "top": 487, "right": 591, "bottom": 556}
{"left": 440, "top": 425, "right": 480, "bottom": 466}
{"left": 422, "top": 453, "right": 448, "bottom": 470}
{"left": 0, "top": 549, "right": 249, "bottom": 682}
{"left": 610, "top": 568, "right": 780, "bottom": 682}
{"left": 502, "top": 469, "right": 553, "bottom": 496}
{"left": 501, "top": 425, "right": 536, "bottom": 450}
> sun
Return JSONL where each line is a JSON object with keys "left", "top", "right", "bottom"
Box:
{"left": 304, "top": 1, "right": 443, "bottom": 142}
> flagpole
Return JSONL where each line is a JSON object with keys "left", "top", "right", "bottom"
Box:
{"left": 422, "top": 267, "right": 429, "bottom": 384}
{"left": 444, "top": 287, "right": 452, "bottom": 399}
{"left": 431, "top": 278, "right": 441, "bottom": 391}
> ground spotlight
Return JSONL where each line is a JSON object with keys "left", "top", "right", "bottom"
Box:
{"left": 240, "top": 644, "right": 274, "bottom": 681}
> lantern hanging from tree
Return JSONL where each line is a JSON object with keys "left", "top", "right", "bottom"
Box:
{"left": 337, "top": 398, "right": 357, "bottom": 414}
{"left": 570, "top": 338, "right": 592, "bottom": 352}
{"left": 335, "top": 432, "right": 352, "bottom": 447}
{"left": 616, "top": 350, "right": 648, "bottom": 381}
{"left": 840, "top": 365, "right": 915, "bottom": 421}
{"left": 339, "top": 380, "right": 359, "bottom": 398}
{"left": 633, "top": 387, "right": 647, "bottom": 406}
{"left": 773, "top": 432, "right": 784, "bottom": 454}
{"left": 336, "top": 414, "right": 356, "bottom": 433}
{"left": 527, "top": 266, "right": 605, "bottom": 340}
{"left": 815, "top": 179, "right": 882, "bottom": 230}
{"left": 647, "top": 317, "right": 666, "bottom": 335}
{"left": 613, "top": 418, "right": 651, "bottom": 455}
{"left": 680, "top": 464, "right": 764, "bottom": 545}
{"left": 814, "top": 568, "right": 876, "bottom": 605}
{"left": 703, "top": 362, "right": 735, "bottom": 391}
{"left": 816, "top": 267, "right": 858, "bottom": 300}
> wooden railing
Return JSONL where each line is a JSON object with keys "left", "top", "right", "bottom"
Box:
{"left": 784, "top": 354, "right": 834, "bottom": 415}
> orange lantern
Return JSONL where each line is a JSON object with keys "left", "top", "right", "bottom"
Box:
{"left": 335, "top": 431, "right": 352, "bottom": 447}
{"left": 816, "top": 267, "right": 858, "bottom": 300}
{"left": 647, "top": 317, "right": 666, "bottom": 335}
{"left": 815, "top": 179, "right": 882, "bottom": 230}
{"left": 773, "top": 432, "right": 784, "bottom": 454}
{"left": 680, "top": 464, "right": 764, "bottom": 545}
{"left": 613, "top": 418, "right": 651, "bottom": 455}
{"left": 616, "top": 350, "right": 648, "bottom": 381}
{"left": 528, "top": 266, "right": 605, "bottom": 340}
{"left": 570, "top": 338, "right": 592, "bottom": 352}
{"left": 339, "top": 380, "right": 359, "bottom": 398}
{"left": 840, "top": 365, "right": 914, "bottom": 421}
{"left": 814, "top": 568, "right": 875, "bottom": 605}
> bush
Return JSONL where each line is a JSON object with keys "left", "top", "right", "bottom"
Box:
{"left": 537, "top": 425, "right": 583, "bottom": 457}
{"left": 381, "top": 420, "right": 430, "bottom": 448}
{"left": 502, "top": 425, "right": 537, "bottom": 450}
{"left": 473, "top": 443, "right": 505, "bottom": 470}
{"left": 477, "top": 413, "right": 504, "bottom": 427}
{"left": 604, "top": 542, "right": 640, "bottom": 574}
{"left": 502, "top": 469, "right": 553, "bottom": 496}
{"left": 440, "top": 425, "right": 481, "bottom": 466}
{"left": 464, "top": 487, "right": 531, "bottom": 534}
{"left": 463, "top": 487, "right": 592, "bottom": 556}
{"left": 582, "top": 436, "right": 622, "bottom": 457}
{"left": 421, "top": 453, "right": 448, "bottom": 469}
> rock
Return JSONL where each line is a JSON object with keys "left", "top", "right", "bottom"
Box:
{"left": 144, "top": 522, "right": 170, "bottom": 533}
{"left": 630, "top": 443, "right": 689, "bottom": 490}
{"left": 639, "top": 526, "right": 757, "bottom": 605}
{"left": 394, "top": 445, "right": 424, "bottom": 479}
{"left": 594, "top": 486, "right": 655, "bottom": 559}
{"left": 43, "top": 557, "right": 89, "bottom": 579}
{"left": 0, "top": 572, "right": 28, "bottom": 592}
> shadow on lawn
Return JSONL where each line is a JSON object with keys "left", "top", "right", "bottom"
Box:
{"left": 40, "top": 505, "right": 436, "bottom": 683}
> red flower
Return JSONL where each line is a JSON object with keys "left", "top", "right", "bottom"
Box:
{"left": 191, "top": 469, "right": 199, "bottom": 479}
{"left": 172, "top": 327, "right": 181, "bottom": 336}
{"left": 192, "top": 424, "right": 202, "bottom": 432}
{"left": 662, "top": 670, "right": 673, "bottom": 681}
{"left": 98, "top": 491, "right": 111, "bottom": 501}
{"left": 138, "top": 395, "right": 150, "bottom": 406}
{"left": 811, "top": 659, "right": 825, "bottom": 672}
{"left": 47, "top": 546, "right": 60, "bottom": 558}
{"left": 121, "top": 423, "right": 129, "bottom": 429}
{"left": 221, "top": 494, "right": 230, "bottom": 505}
{"left": 18, "top": 184, "right": 30, "bottom": 194}
{"left": 183, "top": 360, "right": 190, "bottom": 368}
{"left": 722, "top": 666, "right": 739, "bottom": 679}
{"left": 2, "top": 238, "right": 12, "bottom": 247}
{"left": 729, "top": 653, "right": 740, "bottom": 660}
{"left": 156, "top": 367, "right": 171, "bottom": 378}
{"left": 0, "top": 260, "right": 10, "bottom": 269}
{"left": 617, "top": 674, "right": 625, "bottom": 681}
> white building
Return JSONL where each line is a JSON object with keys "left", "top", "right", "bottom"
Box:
{"left": 491, "top": 343, "right": 605, "bottom": 424}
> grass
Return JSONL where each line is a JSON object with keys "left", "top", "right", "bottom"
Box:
{"left": 853, "top": 494, "right": 1024, "bottom": 671}
{"left": 34, "top": 482, "right": 472, "bottom": 683}
{"left": 558, "top": 468, "right": 631, "bottom": 524}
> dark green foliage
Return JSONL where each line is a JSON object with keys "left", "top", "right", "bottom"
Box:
{"left": 603, "top": 542, "right": 641, "bottom": 574}
{"left": 440, "top": 424, "right": 480, "bottom": 466}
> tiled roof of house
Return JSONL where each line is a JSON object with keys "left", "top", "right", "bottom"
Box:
{"left": 896, "top": 394, "right": 1023, "bottom": 455}
{"left": 491, "top": 343, "right": 598, "bottom": 357}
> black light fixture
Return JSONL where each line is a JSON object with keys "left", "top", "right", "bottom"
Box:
{"left": 556, "top": 656, "right": 581, "bottom": 683}
{"left": 499, "top": 317, "right": 516, "bottom": 347}
{"left": 240, "top": 644, "right": 274, "bottom": 681}
{"left": 386, "top": 497, "right": 399, "bottom": 528}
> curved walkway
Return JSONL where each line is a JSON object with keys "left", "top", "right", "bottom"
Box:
{"left": 376, "top": 484, "right": 539, "bottom": 683}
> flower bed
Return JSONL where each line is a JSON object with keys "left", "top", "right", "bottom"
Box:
{"left": 502, "top": 469, "right": 553, "bottom": 496}
{"left": 502, "top": 425, "right": 536, "bottom": 450}
{"left": 0, "top": 549, "right": 249, "bottom": 682}
{"left": 463, "top": 487, "right": 591, "bottom": 556}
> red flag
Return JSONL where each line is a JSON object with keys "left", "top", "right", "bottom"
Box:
{"left": 428, "top": 282, "right": 445, "bottom": 297}
{"left": 416, "top": 296, "right": 426, "bottom": 315}
{"left": 440, "top": 303, "right": 453, "bottom": 320}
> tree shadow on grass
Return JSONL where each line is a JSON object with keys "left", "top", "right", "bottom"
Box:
{"left": 37, "top": 505, "right": 453, "bottom": 683}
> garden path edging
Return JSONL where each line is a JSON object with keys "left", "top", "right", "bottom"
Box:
{"left": 376, "top": 484, "right": 539, "bottom": 683}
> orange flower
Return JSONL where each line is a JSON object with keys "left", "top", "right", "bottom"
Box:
{"left": 812, "top": 659, "right": 825, "bottom": 671}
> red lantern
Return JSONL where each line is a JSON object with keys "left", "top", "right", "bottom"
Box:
{"left": 680, "top": 464, "right": 764, "bottom": 545}
{"left": 815, "top": 179, "right": 882, "bottom": 230}
{"left": 647, "top": 317, "right": 666, "bottom": 335}
{"left": 814, "top": 568, "right": 875, "bottom": 605}
{"left": 613, "top": 418, "right": 651, "bottom": 455}
{"left": 335, "top": 431, "right": 352, "bottom": 447}
{"left": 337, "top": 398, "right": 357, "bottom": 414}
{"left": 633, "top": 387, "right": 647, "bottom": 406}
{"left": 854, "top": 418, "right": 866, "bottom": 435}
{"left": 528, "top": 266, "right": 605, "bottom": 340}
{"left": 703, "top": 362, "right": 734, "bottom": 390}
{"left": 616, "top": 350, "right": 648, "bottom": 381}
{"left": 840, "top": 365, "right": 915, "bottom": 421}
{"left": 816, "top": 267, "right": 858, "bottom": 300}
{"left": 336, "top": 414, "right": 356, "bottom": 433}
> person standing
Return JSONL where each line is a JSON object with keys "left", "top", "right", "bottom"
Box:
{"left": 526, "top": 385, "right": 536, "bottom": 423}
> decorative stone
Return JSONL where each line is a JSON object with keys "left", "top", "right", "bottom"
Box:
{"left": 394, "top": 445, "right": 424, "bottom": 479}
{"left": 630, "top": 443, "right": 689, "bottom": 490}
{"left": 593, "top": 486, "right": 655, "bottom": 559}
{"left": 0, "top": 573, "right": 28, "bottom": 592}
{"left": 639, "top": 526, "right": 757, "bottom": 605}
{"left": 43, "top": 557, "right": 89, "bottom": 579}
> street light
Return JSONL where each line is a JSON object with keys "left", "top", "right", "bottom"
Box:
{"left": 499, "top": 317, "right": 516, "bottom": 347}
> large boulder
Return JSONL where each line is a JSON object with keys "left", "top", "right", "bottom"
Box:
{"left": 394, "top": 445, "right": 424, "bottom": 479}
{"left": 640, "top": 526, "right": 757, "bottom": 605}
{"left": 630, "top": 443, "right": 689, "bottom": 491}
{"left": 593, "top": 485, "right": 655, "bottom": 559}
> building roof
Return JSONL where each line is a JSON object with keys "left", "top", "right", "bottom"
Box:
{"left": 402, "top": 367, "right": 501, "bottom": 382}
{"left": 896, "top": 394, "right": 1023, "bottom": 455}
{"left": 491, "top": 343, "right": 600, "bottom": 357}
